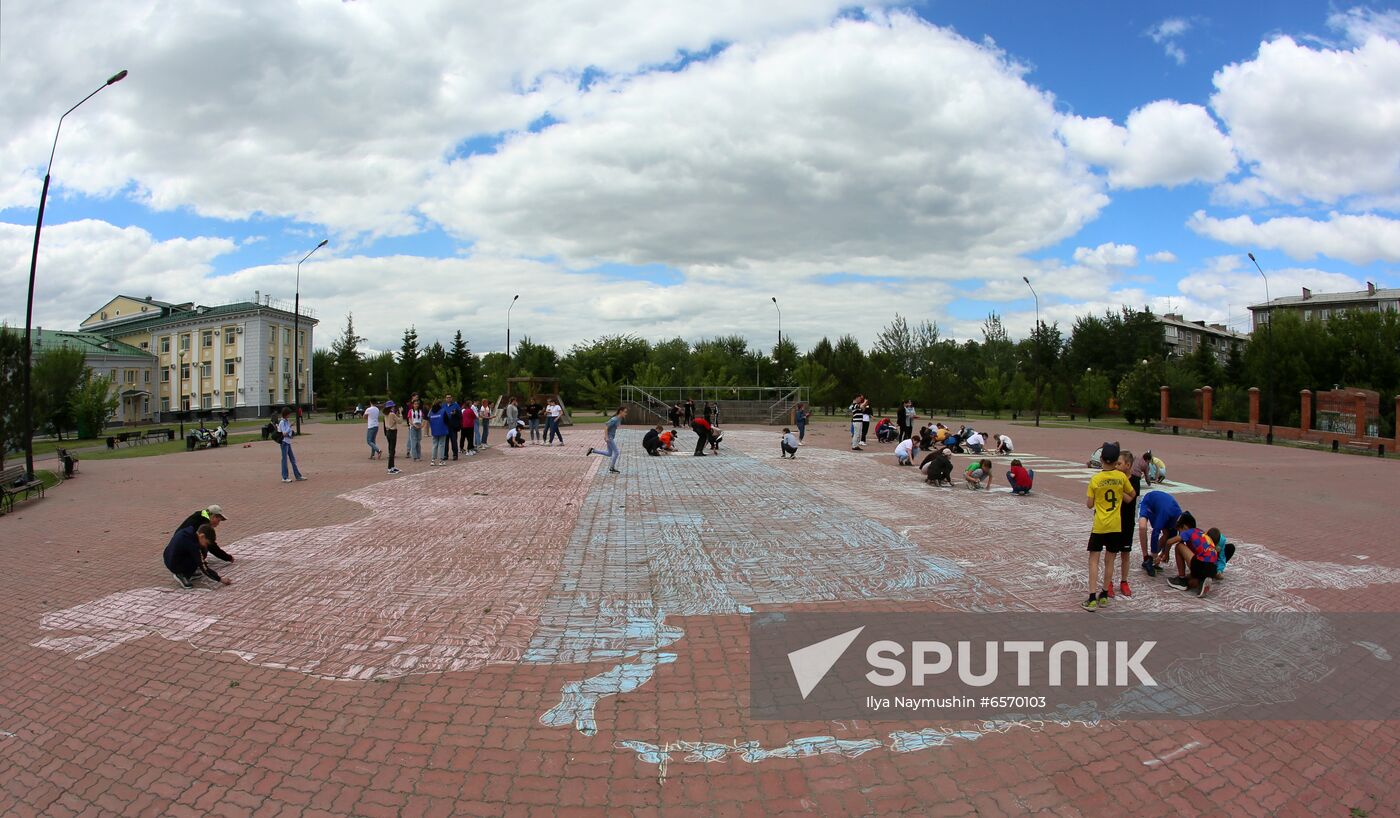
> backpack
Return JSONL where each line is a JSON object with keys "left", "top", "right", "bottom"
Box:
{"left": 272, "top": 426, "right": 284, "bottom": 443}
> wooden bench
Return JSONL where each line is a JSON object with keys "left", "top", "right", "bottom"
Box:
{"left": 0, "top": 464, "right": 45, "bottom": 514}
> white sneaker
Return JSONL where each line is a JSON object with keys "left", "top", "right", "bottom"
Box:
{"left": 282, "top": 478, "right": 292, "bottom": 483}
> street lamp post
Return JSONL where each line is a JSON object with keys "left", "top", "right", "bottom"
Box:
{"left": 771, "top": 296, "right": 782, "bottom": 353}
{"left": 293, "top": 239, "right": 328, "bottom": 435}
{"left": 506, "top": 294, "right": 520, "bottom": 378}
{"left": 21, "top": 69, "right": 128, "bottom": 480}
{"left": 177, "top": 350, "right": 186, "bottom": 439}
{"left": 1247, "top": 252, "right": 1275, "bottom": 444}
{"left": 1022, "top": 276, "right": 1041, "bottom": 427}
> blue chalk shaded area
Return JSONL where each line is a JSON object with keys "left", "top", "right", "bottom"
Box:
{"left": 527, "top": 429, "right": 968, "bottom": 734}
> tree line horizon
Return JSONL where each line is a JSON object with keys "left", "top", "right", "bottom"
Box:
{"left": 315, "top": 306, "right": 1400, "bottom": 436}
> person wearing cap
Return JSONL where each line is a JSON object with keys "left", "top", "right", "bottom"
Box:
{"left": 506, "top": 420, "right": 527, "bottom": 448}
{"left": 176, "top": 505, "right": 234, "bottom": 562}
{"left": 383, "top": 400, "right": 401, "bottom": 475}
{"left": 163, "top": 523, "right": 231, "bottom": 589}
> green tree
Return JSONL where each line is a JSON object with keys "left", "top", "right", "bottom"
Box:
{"left": 311, "top": 348, "right": 334, "bottom": 397}
{"left": 828, "top": 334, "right": 866, "bottom": 403}
{"left": 0, "top": 326, "right": 26, "bottom": 465}
{"left": 32, "top": 346, "right": 87, "bottom": 439}
{"left": 1007, "top": 372, "right": 1035, "bottom": 416}
{"left": 575, "top": 366, "right": 623, "bottom": 408}
{"left": 392, "top": 326, "right": 426, "bottom": 400}
{"left": 71, "top": 371, "right": 119, "bottom": 438}
{"left": 330, "top": 312, "right": 366, "bottom": 395}
{"left": 791, "top": 359, "right": 838, "bottom": 408}
{"left": 974, "top": 366, "right": 1008, "bottom": 417}
{"left": 424, "top": 341, "right": 447, "bottom": 372}
{"left": 1077, "top": 371, "right": 1112, "bottom": 422}
{"left": 1117, "top": 361, "right": 1163, "bottom": 426}
{"left": 363, "top": 351, "right": 394, "bottom": 400}
{"left": 426, "top": 364, "right": 463, "bottom": 404}
{"left": 874, "top": 315, "right": 919, "bottom": 378}
{"left": 511, "top": 337, "right": 559, "bottom": 379}
{"left": 447, "top": 331, "right": 478, "bottom": 398}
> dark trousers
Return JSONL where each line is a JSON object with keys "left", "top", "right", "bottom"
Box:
{"left": 692, "top": 426, "right": 709, "bottom": 455}
{"left": 447, "top": 424, "right": 460, "bottom": 458}
{"left": 385, "top": 429, "right": 397, "bottom": 469}
{"left": 781, "top": 443, "right": 797, "bottom": 456}
{"left": 860, "top": 419, "right": 870, "bottom": 443}
{"left": 899, "top": 423, "right": 912, "bottom": 440}
{"left": 460, "top": 426, "right": 475, "bottom": 452}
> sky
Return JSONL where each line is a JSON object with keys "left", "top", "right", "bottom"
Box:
{"left": 2, "top": 1, "right": 1399, "bottom": 355}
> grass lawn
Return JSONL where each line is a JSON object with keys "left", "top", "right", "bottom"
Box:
{"left": 30, "top": 418, "right": 267, "bottom": 455}
{"left": 80, "top": 432, "right": 264, "bottom": 460}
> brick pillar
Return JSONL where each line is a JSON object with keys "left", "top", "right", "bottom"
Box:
{"left": 1395, "top": 395, "right": 1400, "bottom": 448}
{"left": 1355, "top": 392, "right": 1368, "bottom": 439}
{"left": 1248, "top": 387, "right": 1260, "bottom": 428}
{"left": 1202, "top": 386, "right": 1214, "bottom": 424}
{"left": 1159, "top": 386, "right": 1170, "bottom": 422}
{"left": 1193, "top": 388, "right": 1203, "bottom": 419}
{"left": 1300, "top": 390, "right": 1312, "bottom": 433}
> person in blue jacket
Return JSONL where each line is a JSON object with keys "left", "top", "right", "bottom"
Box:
{"left": 428, "top": 401, "right": 450, "bottom": 465}
{"left": 1137, "top": 489, "right": 1182, "bottom": 576}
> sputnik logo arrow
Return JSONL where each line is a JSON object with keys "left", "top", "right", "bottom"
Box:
{"left": 787, "top": 626, "right": 864, "bottom": 699}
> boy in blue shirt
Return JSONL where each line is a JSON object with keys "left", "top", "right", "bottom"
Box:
{"left": 1137, "top": 489, "right": 1182, "bottom": 577}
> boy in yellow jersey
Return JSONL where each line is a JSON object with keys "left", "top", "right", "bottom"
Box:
{"left": 1083, "top": 442, "right": 1135, "bottom": 611}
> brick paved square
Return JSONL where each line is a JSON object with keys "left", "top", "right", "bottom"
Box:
{"left": 2, "top": 419, "right": 1397, "bottom": 816}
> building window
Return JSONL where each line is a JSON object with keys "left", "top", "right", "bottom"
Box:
{"left": 283, "top": 357, "right": 290, "bottom": 375}
{"left": 110, "top": 368, "right": 118, "bottom": 381}
{"left": 298, "top": 331, "right": 305, "bottom": 348}
{"left": 201, "top": 395, "right": 213, "bottom": 410}
{"left": 223, "top": 325, "right": 237, "bottom": 343}
{"left": 269, "top": 355, "right": 276, "bottom": 373}
{"left": 181, "top": 395, "right": 191, "bottom": 411}
{"left": 140, "top": 341, "right": 149, "bottom": 351}
{"left": 202, "top": 330, "right": 213, "bottom": 348}
{"left": 179, "top": 333, "right": 191, "bottom": 351}
{"left": 161, "top": 397, "right": 170, "bottom": 412}
{"left": 143, "top": 397, "right": 150, "bottom": 416}
{"left": 199, "top": 363, "right": 211, "bottom": 378}
{"left": 268, "top": 389, "right": 275, "bottom": 406}
{"left": 224, "top": 393, "right": 235, "bottom": 409}
{"left": 125, "top": 369, "right": 136, "bottom": 384}
{"left": 161, "top": 369, "right": 171, "bottom": 383}
{"left": 160, "top": 336, "right": 170, "bottom": 353}
{"left": 224, "top": 359, "right": 236, "bottom": 376}
{"left": 144, "top": 370, "right": 151, "bottom": 384}
{"left": 283, "top": 328, "right": 291, "bottom": 346}
{"left": 182, "top": 364, "right": 191, "bottom": 382}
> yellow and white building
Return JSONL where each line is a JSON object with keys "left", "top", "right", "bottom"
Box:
{"left": 77, "top": 293, "right": 318, "bottom": 422}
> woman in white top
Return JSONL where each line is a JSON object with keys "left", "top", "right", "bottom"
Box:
{"left": 545, "top": 398, "right": 565, "bottom": 446}
{"left": 476, "top": 399, "right": 494, "bottom": 448}
{"left": 407, "top": 398, "right": 426, "bottom": 461}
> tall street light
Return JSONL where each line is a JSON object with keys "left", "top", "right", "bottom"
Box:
{"left": 1022, "top": 276, "right": 1041, "bottom": 427}
{"left": 21, "top": 69, "right": 128, "bottom": 480}
{"left": 293, "top": 239, "right": 328, "bottom": 434}
{"left": 771, "top": 296, "right": 782, "bottom": 354}
{"left": 1247, "top": 252, "right": 1274, "bottom": 444}
{"left": 506, "top": 294, "right": 520, "bottom": 379}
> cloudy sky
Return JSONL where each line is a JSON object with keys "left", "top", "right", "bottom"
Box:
{"left": 2, "top": 1, "right": 1398, "bottom": 353}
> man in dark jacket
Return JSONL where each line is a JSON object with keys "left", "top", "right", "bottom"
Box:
{"left": 690, "top": 417, "right": 714, "bottom": 456}
{"left": 444, "top": 395, "right": 463, "bottom": 460}
{"left": 643, "top": 425, "right": 664, "bottom": 456}
{"left": 163, "top": 524, "right": 231, "bottom": 589}
{"left": 176, "top": 504, "right": 234, "bottom": 562}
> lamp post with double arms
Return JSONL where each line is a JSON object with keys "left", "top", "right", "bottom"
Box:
{"left": 293, "top": 239, "right": 327, "bottom": 435}
{"left": 1248, "top": 252, "right": 1274, "bottom": 444}
{"left": 21, "top": 69, "right": 128, "bottom": 480}
{"left": 1022, "top": 276, "right": 1042, "bottom": 427}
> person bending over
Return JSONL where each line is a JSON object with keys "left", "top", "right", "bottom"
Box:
{"left": 963, "top": 458, "right": 993, "bottom": 490}
{"left": 1006, "top": 459, "right": 1034, "bottom": 495}
{"left": 643, "top": 425, "right": 665, "bottom": 456}
{"left": 176, "top": 504, "right": 234, "bottom": 562}
{"left": 163, "top": 523, "right": 231, "bottom": 589}
{"left": 780, "top": 428, "right": 799, "bottom": 459}
{"left": 921, "top": 448, "right": 954, "bottom": 486}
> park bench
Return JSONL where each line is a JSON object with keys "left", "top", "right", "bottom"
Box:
{"left": 1, "top": 464, "right": 45, "bottom": 514}
{"left": 145, "top": 428, "right": 173, "bottom": 443}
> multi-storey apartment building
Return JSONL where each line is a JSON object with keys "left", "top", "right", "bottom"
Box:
{"left": 1248, "top": 282, "right": 1400, "bottom": 330}
{"left": 76, "top": 293, "right": 317, "bottom": 421}
{"left": 1157, "top": 312, "right": 1249, "bottom": 364}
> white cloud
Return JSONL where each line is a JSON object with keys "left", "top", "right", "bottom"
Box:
{"left": 1060, "top": 100, "right": 1236, "bottom": 189}
{"left": 1187, "top": 210, "right": 1400, "bottom": 264}
{"left": 0, "top": 220, "right": 236, "bottom": 331}
{"left": 1328, "top": 7, "right": 1400, "bottom": 45}
{"left": 1073, "top": 242, "right": 1139, "bottom": 269}
{"left": 1147, "top": 17, "right": 1193, "bottom": 65}
{"left": 1176, "top": 256, "right": 1364, "bottom": 313}
{"left": 0, "top": 0, "right": 887, "bottom": 236}
{"left": 1147, "top": 251, "right": 1178, "bottom": 263}
{"left": 1211, "top": 31, "right": 1400, "bottom": 207}
{"left": 424, "top": 13, "right": 1108, "bottom": 270}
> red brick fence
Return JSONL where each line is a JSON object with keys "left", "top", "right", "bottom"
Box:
{"left": 1158, "top": 385, "right": 1399, "bottom": 453}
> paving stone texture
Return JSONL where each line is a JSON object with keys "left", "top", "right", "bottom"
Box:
{"left": 1, "top": 417, "right": 1397, "bottom": 817}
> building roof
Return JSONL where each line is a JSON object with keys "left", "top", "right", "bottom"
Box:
{"left": 21, "top": 329, "right": 154, "bottom": 359}
{"left": 94, "top": 300, "right": 318, "bottom": 336}
{"left": 1158, "top": 313, "right": 1249, "bottom": 341}
{"left": 1249, "top": 286, "right": 1400, "bottom": 310}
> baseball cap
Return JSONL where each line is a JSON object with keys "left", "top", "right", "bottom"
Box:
{"left": 1100, "top": 442, "right": 1121, "bottom": 464}
{"left": 207, "top": 504, "right": 227, "bottom": 519}
{"left": 385, "top": 400, "right": 396, "bottom": 408}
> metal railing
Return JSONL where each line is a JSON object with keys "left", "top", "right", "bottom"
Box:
{"left": 620, "top": 385, "right": 809, "bottom": 425}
